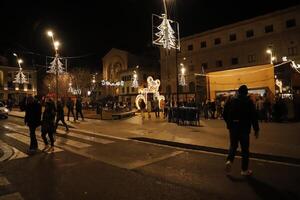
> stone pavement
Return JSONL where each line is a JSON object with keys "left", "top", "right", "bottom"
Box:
{"left": 8, "top": 110, "right": 300, "bottom": 162}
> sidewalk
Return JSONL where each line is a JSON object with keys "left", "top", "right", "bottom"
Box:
{"left": 8, "top": 110, "right": 300, "bottom": 162}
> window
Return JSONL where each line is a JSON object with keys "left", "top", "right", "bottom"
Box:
{"left": 166, "top": 85, "right": 171, "bottom": 94}
{"left": 246, "top": 30, "right": 254, "bottom": 38}
{"left": 231, "top": 57, "right": 239, "bottom": 65}
{"left": 229, "top": 34, "right": 236, "bottom": 41}
{"left": 126, "top": 87, "right": 129, "bottom": 93}
{"left": 122, "top": 87, "right": 125, "bottom": 93}
{"left": 288, "top": 47, "right": 298, "bottom": 56}
{"left": 214, "top": 38, "right": 221, "bottom": 45}
{"left": 188, "top": 44, "right": 193, "bottom": 51}
{"left": 189, "top": 65, "right": 195, "bottom": 71}
{"left": 265, "top": 25, "right": 274, "bottom": 33}
{"left": 200, "top": 41, "right": 207, "bottom": 48}
{"left": 131, "top": 87, "right": 135, "bottom": 93}
{"left": 248, "top": 54, "right": 256, "bottom": 63}
{"left": 216, "top": 60, "right": 223, "bottom": 67}
{"left": 201, "top": 63, "right": 208, "bottom": 70}
{"left": 189, "top": 82, "right": 195, "bottom": 93}
{"left": 178, "top": 85, "right": 183, "bottom": 93}
{"left": 27, "top": 84, "right": 32, "bottom": 90}
{"left": 286, "top": 19, "right": 296, "bottom": 28}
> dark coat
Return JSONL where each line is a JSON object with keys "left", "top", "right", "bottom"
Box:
{"left": 56, "top": 103, "right": 65, "bottom": 119}
{"left": 25, "top": 102, "right": 42, "bottom": 128}
{"left": 223, "top": 95, "right": 259, "bottom": 133}
{"left": 41, "top": 102, "right": 56, "bottom": 133}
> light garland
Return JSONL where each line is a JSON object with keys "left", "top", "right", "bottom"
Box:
{"left": 132, "top": 70, "right": 139, "bottom": 88}
{"left": 135, "top": 76, "right": 165, "bottom": 110}
{"left": 152, "top": 14, "right": 180, "bottom": 50}
{"left": 13, "top": 68, "right": 28, "bottom": 84}
{"left": 101, "top": 80, "right": 124, "bottom": 87}
{"left": 47, "top": 56, "right": 66, "bottom": 75}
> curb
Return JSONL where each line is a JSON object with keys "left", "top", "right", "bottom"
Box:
{"left": 131, "top": 137, "right": 300, "bottom": 166}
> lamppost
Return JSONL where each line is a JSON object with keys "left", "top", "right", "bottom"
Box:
{"left": 266, "top": 49, "right": 276, "bottom": 64}
{"left": 46, "top": 30, "right": 61, "bottom": 103}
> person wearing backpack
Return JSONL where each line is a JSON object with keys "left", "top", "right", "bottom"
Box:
{"left": 223, "top": 85, "right": 259, "bottom": 176}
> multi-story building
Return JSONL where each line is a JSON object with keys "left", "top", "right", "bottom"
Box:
{"left": 160, "top": 5, "right": 300, "bottom": 102}
{"left": 0, "top": 65, "right": 37, "bottom": 104}
{"left": 102, "top": 48, "right": 159, "bottom": 106}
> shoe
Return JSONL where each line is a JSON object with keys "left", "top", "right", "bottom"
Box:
{"left": 42, "top": 145, "right": 50, "bottom": 151}
{"left": 241, "top": 170, "right": 253, "bottom": 176}
{"left": 225, "top": 160, "right": 232, "bottom": 173}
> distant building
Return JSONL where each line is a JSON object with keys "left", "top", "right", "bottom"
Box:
{"left": 102, "top": 48, "right": 159, "bottom": 106}
{"left": 160, "top": 5, "right": 300, "bottom": 102}
{"left": 0, "top": 65, "right": 37, "bottom": 104}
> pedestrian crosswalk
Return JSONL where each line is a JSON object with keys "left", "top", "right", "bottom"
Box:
{"left": 0, "top": 122, "right": 115, "bottom": 161}
{"left": 0, "top": 175, "right": 24, "bottom": 200}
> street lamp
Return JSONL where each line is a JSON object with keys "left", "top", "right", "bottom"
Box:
{"left": 46, "top": 30, "right": 63, "bottom": 103}
{"left": 12, "top": 53, "right": 27, "bottom": 84}
{"left": 266, "top": 49, "right": 276, "bottom": 64}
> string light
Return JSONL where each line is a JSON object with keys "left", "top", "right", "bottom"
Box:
{"left": 101, "top": 80, "right": 124, "bottom": 87}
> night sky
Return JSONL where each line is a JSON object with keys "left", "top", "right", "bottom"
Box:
{"left": 1, "top": 0, "right": 299, "bottom": 71}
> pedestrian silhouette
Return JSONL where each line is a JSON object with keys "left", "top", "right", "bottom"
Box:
{"left": 223, "top": 85, "right": 259, "bottom": 176}
{"left": 76, "top": 98, "right": 84, "bottom": 121}
{"left": 55, "top": 100, "right": 69, "bottom": 132}
{"left": 41, "top": 98, "right": 56, "bottom": 152}
{"left": 66, "top": 97, "right": 76, "bottom": 122}
{"left": 24, "top": 96, "right": 42, "bottom": 153}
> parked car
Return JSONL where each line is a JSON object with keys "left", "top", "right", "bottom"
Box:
{"left": 0, "top": 102, "right": 9, "bottom": 119}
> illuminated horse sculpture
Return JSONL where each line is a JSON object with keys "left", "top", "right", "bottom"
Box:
{"left": 135, "top": 76, "right": 165, "bottom": 110}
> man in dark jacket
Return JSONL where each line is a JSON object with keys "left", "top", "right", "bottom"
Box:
{"left": 66, "top": 97, "right": 76, "bottom": 121}
{"left": 76, "top": 98, "right": 84, "bottom": 121}
{"left": 24, "top": 96, "right": 42, "bottom": 153}
{"left": 55, "top": 100, "right": 69, "bottom": 132}
{"left": 41, "top": 98, "right": 56, "bottom": 151}
{"left": 223, "top": 85, "right": 259, "bottom": 176}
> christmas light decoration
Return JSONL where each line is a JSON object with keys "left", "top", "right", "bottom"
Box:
{"left": 47, "top": 56, "right": 66, "bottom": 75}
{"left": 12, "top": 53, "right": 28, "bottom": 84}
{"left": 153, "top": 14, "right": 180, "bottom": 50}
{"left": 13, "top": 69, "right": 28, "bottom": 84}
{"left": 135, "top": 76, "right": 165, "bottom": 110}
{"left": 132, "top": 70, "right": 139, "bottom": 88}
{"left": 275, "top": 79, "right": 283, "bottom": 93}
{"left": 178, "top": 63, "right": 186, "bottom": 86}
{"left": 101, "top": 80, "right": 124, "bottom": 87}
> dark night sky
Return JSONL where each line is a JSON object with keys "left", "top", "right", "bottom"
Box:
{"left": 1, "top": 0, "right": 299, "bottom": 71}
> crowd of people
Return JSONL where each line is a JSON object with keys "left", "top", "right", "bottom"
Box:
{"left": 22, "top": 95, "right": 86, "bottom": 154}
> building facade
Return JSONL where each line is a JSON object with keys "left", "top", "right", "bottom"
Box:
{"left": 102, "top": 48, "right": 159, "bottom": 106}
{"left": 160, "top": 5, "right": 300, "bottom": 102}
{"left": 0, "top": 65, "right": 37, "bottom": 104}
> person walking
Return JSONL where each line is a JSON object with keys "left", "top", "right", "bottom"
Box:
{"left": 147, "top": 99, "right": 152, "bottom": 119}
{"left": 24, "top": 96, "right": 42, "bottom": 153}
{"left": 139, "top": 99, "right": 146, "bottom": 119}
{"left": 66, "top": 97, "right": 76, "bottom": 121}
{"left": 76, "top": 98, "right": 84, "bottom": 121}
{"left": 55, "top": 100, "right": 69, "bottom": 132}
{"left": 41, "top": 98, "right": 56, "bottom": 152}
{"left": 223, "top": 85, "right": 259, "bottom": 176}
{"left": 154, "top": 97, "right": 160, "bottom": 118}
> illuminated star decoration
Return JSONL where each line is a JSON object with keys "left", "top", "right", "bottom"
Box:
{"left": 132, "top": 70, "right": 139, "bottom": 88}
{"left": 13, "top": 68, "right": 28, "bottom": 84}
{"left": 153, "top": 14, "right": 180, "bottom": 50}
{"left": 47, "top": 56, "right": 65, "bottom": 74}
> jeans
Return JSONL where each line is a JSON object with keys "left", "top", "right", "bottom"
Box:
{"left": 41, "top": 129, "right": 54, "bottom": 147}
{"left": 67, "top": 108, "right": 75, "bottom": 121}
{"left": 76, "top": 109, "right": 84, "bottom": 120}
{"left": 29, "top": 126, "right": 38, "bottom": 150}
{"left": 227, "top": 125, "right": 250, "bottom": 171}
{"left": 55, "top": 117, "right": 69, "bottom": 131}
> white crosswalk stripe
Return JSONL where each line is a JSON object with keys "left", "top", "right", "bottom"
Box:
{"left": 0, "top": 192, "right": 24, "bottom": 200}
{"left": 56, "top": 129, "right": 114, "bottom": 144}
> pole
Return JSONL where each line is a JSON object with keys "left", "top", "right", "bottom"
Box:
{"left": 163, "top": 0, "right": 168, "bottom": 18}
{"left": 175, "top": 49, "right": 179, "bottom": 106}
{"left": 55, "top": 53, "right": 59, "bottom": 104}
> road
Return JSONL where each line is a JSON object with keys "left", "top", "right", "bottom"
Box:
{"left": 0, "top": 116, "right": 299, "bottom": 200}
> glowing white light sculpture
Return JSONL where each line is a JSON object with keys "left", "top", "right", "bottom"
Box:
{"left": 132, "top": 70, "right": 139, "bottom": 88}
{"left": 276, "top": 79, "right": 283, "bottom": 93}
{"left": 135, "top": 76, "right": 165, "bottom": 110}
{"left": 47, "top": 56, "right": 65, "bottom": 75}
{"left": 101, "top": 80, "right": 124, "bottom": 87}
